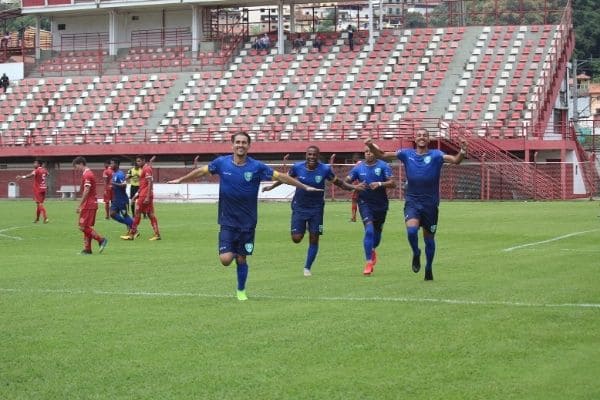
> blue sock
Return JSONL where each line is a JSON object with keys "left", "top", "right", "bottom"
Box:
{"left": 123, "top": 215, "right": 133, "bottom": 229}
{"left": 111, "top": 213, "right": 125, "bottom": 225}
{"left": 363, "top": 224, "right": 375, "bottom": 261}
{"left": 305, "top": 244, "right": 318, "bottom": 269}
{"left": 407, "top": 226, "right": 420, "bottom": 256}
{"left": 373, "top": 230, "right": 382, "bottom": 249}
{"left": 236, "top": 261, "right": 248, "bottom": 291}
{"left": 424, "top": 236, "right": 436, "bottom": 273}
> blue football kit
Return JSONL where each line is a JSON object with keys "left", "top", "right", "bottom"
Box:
{"left": 208, "top": 155, "right": 274, "bottom": 255}
{"left": 397, "top": 148, "right": 446, "bottom": 233}
{"left": 288, "top": 161, "right": 335, "bottom": 235}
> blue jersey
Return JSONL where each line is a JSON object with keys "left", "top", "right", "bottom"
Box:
{"left": 397, "top": 148, "right": 445, "bottom": 206}
{"left": 111, "top": 170, "right": 129, "bottom": 206}
{"left": 347, "top": 160, "right": 393, "bottom": 211}
{"left": 208, "top": 155, "right": 274, "bottom": 230}
{"left": 289, "top": 161, "right": 335, "bottom": 209}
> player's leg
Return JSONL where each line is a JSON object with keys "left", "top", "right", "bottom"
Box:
{"left": 38, "top": 191, "right": 48, "bottom": 223}
{"left": 350, "top": 198, "right": 357, "bottom": 222}
{"left": 404, "top": 201, "right": 422, "bottom": 273}
{"left": 421, "top": 207, "right": 439, "bottom": 281}
{"left": 147, "top": 204, "right": 161, "bottom": 240}
{"left": 358, "top": 203, "right": 375, "bottom": 275}
{"left": 303, "top": 210, "right": 323, "bottom": 276}
{"left": 371, "top": 215, "right": 386, "bottom": 266}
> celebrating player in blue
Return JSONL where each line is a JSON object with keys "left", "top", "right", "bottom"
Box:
{"left": 345, "top": 146, "right": 396, "bottom": 276}
{"left": 262, "top": 146, "right": 364, "bottom": 277}
{"left": 109, "top": 159, "right": 134, "bottom": 233}
{"left": 365, "top": 129, "right": 468, "bottom": 281}
{"left": 167, "top": 132, "right": 323, "bottom": 301}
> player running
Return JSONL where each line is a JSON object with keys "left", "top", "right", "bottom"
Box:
{"left": 262, "top": 146, "right": 363, "bottom": 276}
{"left": 345, "top": 146, "right": 396, "bottom": 276}
{"left": 168, "top": 132, "right": 323, "bottom": 301}
{"left": 365, "top": 129, "right": 468, "bottom": 280}
{"left": 109, "top": 159, "right": 134, "bottom": 233}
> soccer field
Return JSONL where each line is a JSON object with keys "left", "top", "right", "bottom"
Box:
{"left": 1, "top": 199, "right": 599, "bottom": 399}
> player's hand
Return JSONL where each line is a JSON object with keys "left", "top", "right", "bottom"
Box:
{"left": 369, "top": 182, "right": 384, "bottom": 190}
{"left": 354, "top": 182, "right": 367, "bottom": 191}
{"left": 143, "top": 197, "right": 150, "bottom": 205}
{"left": 262, "top": 185, "right": 274, "bottom": 192}
{"left": 76, "top": 207, "right": 81, "bottom": 214}
{"left": 459, "top": 138, "right": 468, "bottom": 152}
{"left": 364, "top": 138, "right": 373, "bottom": 146}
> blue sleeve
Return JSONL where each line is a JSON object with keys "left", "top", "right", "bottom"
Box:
{"left": 396, "top": 149, "right": 406, "bottom": 162}
{"left": 347, "top": 166, "right": 359, "bottom": 181}
{"left": 325, "top": 164, "right": 335, "bottom": 181}
{"left": 208, "top": 157, "right": 221, "bottom": 175}
{"left": 383, "top": 162, "right": 394, "bottom": 180}
{"left": 289, "top": 164, "right": 299, "bottom": 178}
{"left": 259, "top": 162, "right": 274, "bottom": 181}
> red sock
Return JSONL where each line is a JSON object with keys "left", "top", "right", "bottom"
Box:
{"left": 132, "top": 214, "right": 141, "bottom": 232}
{"left": 35, "top": 204, "right": 41, "bottom": 220}
{"left": 83, "top": 227, "right": 103, "bottom": 243}
{"left": 83, "top": 235, "right": 92, "bottom": 251}
{"left": 150, "top": 216, "right": 160, "bottom": 235}
{"left": 40, "top": 205, "right": 47, "bottom": 219}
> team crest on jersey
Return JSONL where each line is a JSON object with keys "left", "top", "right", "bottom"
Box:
{"left": 315, "top": 175, "right": 323, "bottom": 183}
{"left": 374, "top": 167, "right": 382, "bottom": 176}
{"left": 430, "top": 224, "right": 437, "bottom": 233}
{"left": 424, "top": 156, "right": 432, "bottom": 164}
{"left": 245, "top": 242, "right": 254, "bottom": 253}
{"left": 244, "top": 172, "right": 253, "bottom": 182}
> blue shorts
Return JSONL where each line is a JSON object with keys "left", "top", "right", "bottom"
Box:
{"left": 291, "top": 206, "right": 324, "bottom": 235}
{"left": 404, "top": 200, "right": 439, "bottom": 234}
{"left": 358, "top": 202, "right": 387, "bottom": 231}
{"left": 219, "top": 226, "right": 255, "bottom": 256}
{"left": 110, "top": 201, "right": 129, "bottom": 214}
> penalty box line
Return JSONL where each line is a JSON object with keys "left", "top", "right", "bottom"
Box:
{"left": 502, "top": 229, "right": 600, "bottom": 252}
{"left": 1, "top": 287, "right": 599, "bottom": 309}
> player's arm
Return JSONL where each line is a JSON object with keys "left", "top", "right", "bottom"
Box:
{"left": 443, "top": 139, "right": 468, "bottom": 165}
{"left": 144, "top": 175, "right": 153, "bottom": 204}
{"left": 262, "top": 180, "right": 283, "bottom": 192}
{"left": 272, "top": 170, "right": 323, "bottom": 192}
{"left": 368, "top": 177, "right": 396, "bottom": 190}
{"left": 77, "top": 183, "right": 91, "bottom": 213}
{"left": 331, "top": 176, "right": 365, "bottom": 192}
{"left": 16, "top": 170, "right": 34, "bottom": 180}
{"left": 167, "top": 165, "right": 210, "bottom": 184}
{"left": 364, "top": 138, "right": 396, "bottom": 161}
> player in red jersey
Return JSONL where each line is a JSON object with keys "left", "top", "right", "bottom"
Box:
{"left": 349, "top": 157, "right": 361, "bottom": 222}
{"left": 102, "top": 160, "right": 113, "bottom": 219}
{"left": 121, "top": 155, "right": 161, "bottom": 241}
{"left": 72, "top": 156, "right": 108, "bottom": 255}
{"left": 17, "top": 159, "right": 49, "bottom": 223}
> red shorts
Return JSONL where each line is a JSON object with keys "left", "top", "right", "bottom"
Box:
{"left": 103, "top": 190, "right": 112, "bottom": 203}
{"left": 79, "top": 208, "right": 97, "bottom": 228}
{"left": 34, "top": 190, "right": 46, "bottom": 203}
{"left": 136, "top": 198, "right": 154, "bottom": 214}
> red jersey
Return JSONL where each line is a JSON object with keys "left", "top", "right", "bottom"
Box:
{"left": 33, "top": 167, "right": 48, "bottom": 192}
{"left": 102, "top": 167, "right": 114, "bottom": 195}
{"left": 138, "top": 164, "right": 153, "bottom": 200}
{"left": 80, "top": 168, "right": 99, "bottom": 210}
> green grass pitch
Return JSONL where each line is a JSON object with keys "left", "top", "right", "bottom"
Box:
{"left": 1, "top": 199, "right": 599, "bottom": 399}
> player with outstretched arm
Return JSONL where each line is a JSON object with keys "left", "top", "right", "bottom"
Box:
{"left": 168, "top": 132, "right": 323, "bottom": 301}
{"left": 365, "top": 129, "right": 468, "bottom": 280}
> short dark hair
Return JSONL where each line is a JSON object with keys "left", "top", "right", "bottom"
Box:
{"left": 111, "top": 158, "right": 121, "bottom": 167}
{"left": 231, "top": 132, "right": 251, "bottom": 144}
{"left": 72, "top": 156, "right": 87, "bottom": 166}
{"left": 306, "top": 145, "right": 320, "bottom": 154}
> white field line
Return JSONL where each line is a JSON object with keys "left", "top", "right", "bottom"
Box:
{"left": 502, "top": 229, "right": 600, "bottom": 252}
{"left": 1, "top": 287, "right": 598, "bottom": 309}
{"left": 0, "top": 226, "right": 23, "bottom": 240}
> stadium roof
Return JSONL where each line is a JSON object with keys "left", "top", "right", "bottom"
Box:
{"left": 21, "top": 0, "right": 367, "bottom": 15}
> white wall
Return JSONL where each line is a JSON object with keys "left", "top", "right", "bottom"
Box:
{"left": 2, "top": 62, "right": 24, "bottom": 81}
